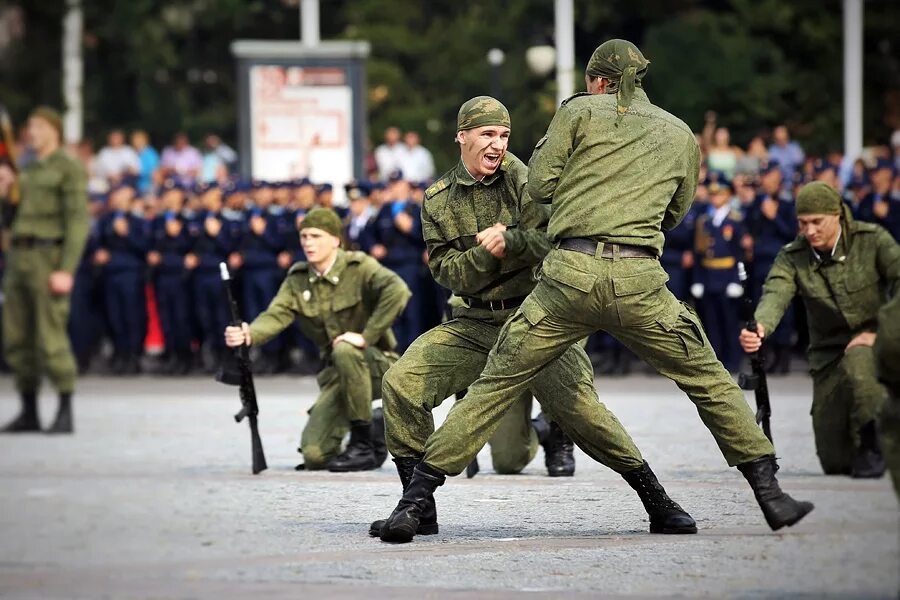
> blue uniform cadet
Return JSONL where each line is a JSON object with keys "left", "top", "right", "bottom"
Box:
{"left": 97, "top": 184, "right": 149, "bottom": 374}
{"left": 150, "top": 180, "right": 194, "bottom": 374}
{"left": 186, "top": 183, "right": 240, "bottom": 369}
{"left": 68, "top": 205, "right": 104, "bottom": 373}
{"left": 367, "top": 173, "right": 426, "bottom": 351}
{"left": 855, "top": 159, "right": 900, "bottom": 242}
{"left": 745, "top": 162, "right": 798, "bottom": 372}
{"left": 692, "top": 177, "right": 746, "bottom": 372}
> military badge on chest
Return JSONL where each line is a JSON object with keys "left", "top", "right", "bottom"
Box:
{"left": 723, "top": 224, "right": 733, "bottom": 241}
{"left": 302, "top": 289, "right": 312, "bottom": 302}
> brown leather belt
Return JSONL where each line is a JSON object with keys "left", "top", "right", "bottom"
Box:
{"left": 461, "top": 295, "right": 528, "bottom": 311}
{"left": 11, "top": 236, "right": 64, "bottom": 249}
{"left": 558, "top": 238, "right": 657, "bottom": 259}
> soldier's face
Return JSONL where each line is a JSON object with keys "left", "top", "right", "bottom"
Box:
{"left": 27, "top": 116, "right": 58, "bottom": 151}
{"left": 300, "top": 228, "right": 340, "bottom": 264}
{"left": 457, "top": 125, "right": 510, "bottom": 178}
{"left": 798, "top": 214, "right": 840, "bottom": 250}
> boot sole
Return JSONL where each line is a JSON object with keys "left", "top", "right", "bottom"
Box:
{"left": 327, "top": 462, "right": 378, "bottom": 472}
{"left": 368, "top": 522, "right": 438, "bottom": 537}
{"left": 547, "top": 471, "right": 574, "bottom": 477}
{"left": 650, "top": 524, "right": 698, "bottom": 534}
{"left": 768, "top": 503, "right": 814, "bottom": 531}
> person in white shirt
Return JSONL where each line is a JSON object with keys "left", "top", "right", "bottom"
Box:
{"left": 95, "top": 129, "right": 140, "bottom": 186}
{"left": 374, "top": 127, "right": 404, "bottom": 180}
{"left": 398, "top": 131, "right": 435, "bottom": 183}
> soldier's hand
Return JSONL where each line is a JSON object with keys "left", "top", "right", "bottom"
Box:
{"left": 205, "top": 217, "right": 222, "bottom": 237}
{"left": 0, "top": 164, "right": 16, "bottom": 194}
{"left": 224, "top": 322, "right": 251, "bottom": 347}
{"left": 394, "top": 211, "right": 414, "bottom": 234}
{"left": 725, "top": 282, "right": 744, "bottom": 298}
{"left": 475, "top": 223, "right": 507, "bottom": 244}
{"left": 147, "top": 250, "right": 162, "bottom": 266}
{"left": 277, "top": 251, "right": 292, "bottom": 269}
{"left": 761, "top": 198, "right": 779, "bottom": 220}
{"left": 681, "top": 251, "right": 694, "bottom": 269}
{"left": 370, "top": 244, "right": 387, "bottom": 260}
{"left": 47, "top": 271, "right": 74, "bottom": 295}
{"left": 690, "top": 283, "right": 704, "bottom": 299}
{"left": 94, "top": 248, "right": 110, "bottom": 265}
{"left": 873, "top": 200, "right": 889, "bottom": 220}
{"left": 846, "top": 331, "right": 876, "bottom": 351}
{"left": 184, "top": 253, "right": 199, "bottom": 269}
{"left": 739, "top": 323, "right": 765, "bottom": 354}
{"left": 113, "top": 216, "right": 129, "bottom": 237}
{"left": 333, "top": 332, "right": 367, "bottom": 349}
{"left": 479, "top": 227, "right": 506, "bottom": 257}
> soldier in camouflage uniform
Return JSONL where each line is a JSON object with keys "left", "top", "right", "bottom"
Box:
{"left": 875, "top": 293, "right": 900, "bottom": 498}
{"left": 378, "top": 40, "right": 813, "bottom": 544}
{"left": 741, "top": 182, "right": 899, "bottom": 477}
{"left": 373, "top": 95, "right": 699, "bottom": 541}
{"left": 224, "top": 208, "right": 410, "bottom": 471}
{"left": 0, "top": 107, "right": 89, "bottom": 434}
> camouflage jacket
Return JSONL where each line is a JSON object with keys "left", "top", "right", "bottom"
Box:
{"left": 527, "top": 89, "right": 701, "bottom": 255}
{"left": 249, "top": 250, "right": 410, "bottom": 357}
{"left": 422, "top": 153, "right": 551, "bottom": 319}
{"left": 755, "top": 221, "right": 900, "bottom": 371}
{"left": 11, "top": 148, "right": 89, "bottom": 273}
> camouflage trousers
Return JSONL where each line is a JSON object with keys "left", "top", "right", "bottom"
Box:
{"left": 811, "top": 348, "right": 886, "bottom": 475}
{"left": 300, "top": 343, "right": 397, "bottom": 469}
{"left": 383, "top": 311, "right": 645, "bottom": 477}
{"left": 3, "top": 246, "right": 78, "bottom": 394}
{"left": 421, "top": 247, "right": 775, "bottom": 474}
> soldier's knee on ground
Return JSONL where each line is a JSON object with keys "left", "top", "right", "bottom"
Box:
{"left": 491, "top": 454, "right": 529, "bottom": 475}
{"left": 299, "top": 444, "right": 331, "bottom": 470}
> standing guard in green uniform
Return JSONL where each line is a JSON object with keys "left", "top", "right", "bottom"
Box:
{"left": 378, "top": 40, "right": 813, "bottom": 544}
{"left": 875, "top": 293, "right": 900, "bottom": 498}
{"left": 224, "top": 208, "right": 410, "bottom": 471}
{"left": 372, "top": 96, "right": 698, "bottom": 540}
{"left": 0, "top": 107, "right": 88, "bottom": 434}
{"left": 741, "top": 182, "right": 899, "bottom": 477}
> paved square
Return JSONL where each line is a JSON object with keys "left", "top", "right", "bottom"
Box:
{"left": 0, "top": 374, "right": 896, "bottom": 598}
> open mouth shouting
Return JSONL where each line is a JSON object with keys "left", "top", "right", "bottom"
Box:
{"left": 482, "top": 151, "right": 503, "bottom": 173}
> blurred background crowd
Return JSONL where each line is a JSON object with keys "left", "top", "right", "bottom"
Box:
{"left": 1, "top": 116, "right": 898, "bottom": 378}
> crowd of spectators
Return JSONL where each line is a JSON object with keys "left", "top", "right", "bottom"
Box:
{"left": 0, "top": 120, "right": 898, "bottom": 378}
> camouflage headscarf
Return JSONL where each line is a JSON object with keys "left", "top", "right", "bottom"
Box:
{"left": 796, "top": 181, "right": 853, "bottom": 225}
{"left": 298, "top": 207, "right": 343, "bottom": 238}
{"left": 586, "top": 39, "right": 650, "bottom": 126}
{"left": 457, "top": 96, "right": 511, "bottom": 132}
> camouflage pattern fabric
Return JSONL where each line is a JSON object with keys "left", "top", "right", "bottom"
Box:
{"left": 585, "top": 39, "right": 650, "bottom": 124}
{"left": 875, "top": 294, "right": 900, "bottom": 498}
{"left": 4, "top": 148, "right": 88, "bottom": 394}
{"left": 456, "top": 96, "right": 511, "bottom": 131}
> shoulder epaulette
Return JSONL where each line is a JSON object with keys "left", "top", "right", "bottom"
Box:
{"left": 561, "top": 92, "right": 591, "bottom": 106}
{"left": 287, "top": 261, "right": 309, "bottom": 275}
{"left": 783, "top": 239, "right": 806, "bottom": 253}
{"left": 344, "top": 250, "right": 366, "bottom": 264}
{"left": 425, "top": 175, "right": 452, "bottom": 200}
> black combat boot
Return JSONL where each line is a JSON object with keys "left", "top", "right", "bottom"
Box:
{"left": 369, "top": 456, "right": 439, "bottom": 537}
{"left": 737, "top": 456, "right": 814, "bottom": 531}
{"left": 371, "top": 407, "right": 388, "bottom": 468}
{"left": 327, "top": 421, "right": 377, "bottom": 472}
{"left": 541, "top": 420, "right": 575, "bottom": 477}
{"left": 1, "top": 391, "right": 40, "bottom": 433}
{"left": 622, "top": 461, "right": 697, "bottom": 534}
{"left": 46, "top": 393, "right": 73, "bottom": 434}
{"left": 851, "top": 421, "right": 886, "bottom": 479}
{"left": 380, "top": 462, "right": 445, "bottom": 543}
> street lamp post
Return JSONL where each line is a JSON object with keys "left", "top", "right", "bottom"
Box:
{"left": 487, "top": 48, "right": 505, "bottom": 102}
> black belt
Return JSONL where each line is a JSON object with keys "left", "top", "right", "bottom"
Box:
{"left": 11, "top": 236, "right": 64, "bottom": 249}
{"left": 558, "top": 238, "right": 656, "bottom": 259}
{"left": 461, "top": 294, "right": 527, "bottom": 311}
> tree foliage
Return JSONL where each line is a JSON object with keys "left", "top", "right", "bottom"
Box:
{"left": 0, "top": 0, "right": 897, "bottom": 169}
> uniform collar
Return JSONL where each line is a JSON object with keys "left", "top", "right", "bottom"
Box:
{"left": 810, "top": 227, "right": 846, "bottom": 266}
{"left": 453, "top": 159, "right": 503, "bottom": 187}
{"left": 310, "top": 250, "right": 347, "bottom": 285}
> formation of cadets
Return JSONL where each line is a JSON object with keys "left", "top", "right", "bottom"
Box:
{"left": 1, "top": 155, "right": 897, "bottom": 378}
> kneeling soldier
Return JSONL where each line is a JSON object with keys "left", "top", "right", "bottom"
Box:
{"left": 224, "top": 208, "right": 410, "bottom": 471}
{"left": 741, "top": 182, "right": 899, "bottom": 477}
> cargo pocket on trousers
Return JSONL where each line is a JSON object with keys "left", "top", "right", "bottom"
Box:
{"left": 657, "top": 302, "right": 707, "bottom": 358}
{"left": 495, "top": 296, "right": 547, "bottom": 362}
{"left": 613, "top": 268, "right": 669, "bottom": 326}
